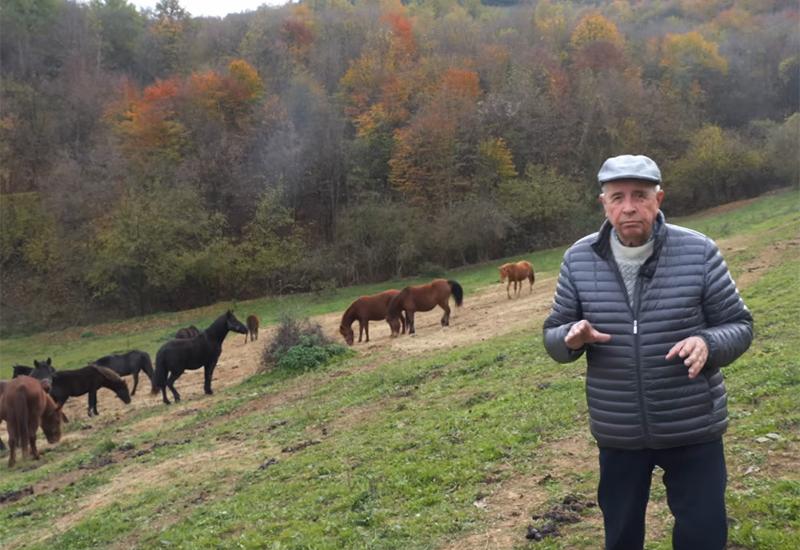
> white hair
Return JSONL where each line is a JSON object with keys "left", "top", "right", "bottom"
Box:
{"left": 600, "top": 183, "right": 661, "bottom": 196}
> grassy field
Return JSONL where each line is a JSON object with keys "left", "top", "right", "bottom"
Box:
{"left": 0, "top": 189, "right": 798, "bottom": 549}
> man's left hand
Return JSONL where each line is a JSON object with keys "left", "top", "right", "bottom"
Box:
{"left": 666, "top": 336, "right": 709, "bottom": 379}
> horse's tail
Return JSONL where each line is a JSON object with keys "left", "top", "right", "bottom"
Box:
{"left": 527, "top": 261, "right": 535, "bottom": 284}
{"left": 387, "top": 290, "right": 405, "bottom": 319}
{"left": 152, "top": 350, "right": 168, "bottom": 394}
{"left": 139, "top": 352, "right": 156, "bottom": 391}
{"left": 447, "top": 280, "right": 464, "bottom": 307}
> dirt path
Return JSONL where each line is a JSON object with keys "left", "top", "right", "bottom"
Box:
{"left": 11, "top": 276, "right": 557, "bottom": 433}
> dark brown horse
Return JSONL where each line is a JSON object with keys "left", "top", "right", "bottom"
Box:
{"left": 0, "top": 376, "right": 67, "bottom": 467}
{"left": 339, "top": 290, "right": 407, "bottom": 345}
{"left": 245, "top": 315, "right": 259, "bottom": 344}
{"left": 386, "top": 279, "right": 464, "bottom": 336}
{"left": 49, "top": 366, "right": 131, "bottom": 417}
{"left": 499, "top": 260, "right": 535, "bottom": 298}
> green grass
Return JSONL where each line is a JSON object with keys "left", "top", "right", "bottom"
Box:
{"left": 1, "top": 188, "right": 798, "bottom": 549}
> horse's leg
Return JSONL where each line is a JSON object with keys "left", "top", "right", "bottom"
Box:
{"left": 358, "top": 321, "right": 364, "bottom": 343}
{"left": 8, "top": 436, "right": 16, "bottom": 467}
{"left": 364, "top": 321, "right": 370, "bottom": 343}
{"left": 89, "top": 390, "right": 99, "bottom": 416}
{"left": 400, "top": 312, "right": 407, "bottom": 335}
{"left": 203, "top": 364, "right": 216, "bottom": 395}
{"left": 166, "top": 370, "right": 181, "bottom": 403}
{"left": 161, "top": 383, "right": 171, "bottom": 405}
{"left": 408, "top": 311, "right": 416, "bottom": 334}
{"left": 441, "top": 302, "right": 451, "bottom": 326}
{"left": 507, "top": 281, "right": 512, "bottom": 299}
{"left": 29, "top": 432, "right": 39, "bottom": 460}
{"left": 131, "top": 371, "right": 139, "bottom": 395}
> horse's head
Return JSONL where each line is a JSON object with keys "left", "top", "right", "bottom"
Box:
{"left": 33, "top": 357, "right": 56, "bottom": 377}
{"left": 41, "top": 400, "right": 67, "bottom": 444}
{"left": 226, "top": 310, "right": 248, "bottom": 334}
{"left": 339, "top": 324, "right": 354, "bottom": 346}
{"left": 499, "top": 265, "right": 508, "bottom": 283}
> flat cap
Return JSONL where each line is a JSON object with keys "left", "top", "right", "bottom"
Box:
{"left": 597, "top": 155, "right": 661, "bottom": 186}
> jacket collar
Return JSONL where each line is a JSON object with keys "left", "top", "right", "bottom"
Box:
{"left": 591, "top": 211, "right": 667, "bottom": 279}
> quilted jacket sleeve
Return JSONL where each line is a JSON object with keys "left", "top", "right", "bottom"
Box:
{"left": 696, "top": 240, "right": 754, "bottom": 370}
{"left": 543, "top": 251, "right": 586, "bottom": 364}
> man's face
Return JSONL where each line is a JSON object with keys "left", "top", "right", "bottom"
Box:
{"left": 600, "top": 180, "right": 664, "bottom": 246}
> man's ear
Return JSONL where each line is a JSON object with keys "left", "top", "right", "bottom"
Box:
{"left": 656, "top": 189, "right": 665, "bottom": 207}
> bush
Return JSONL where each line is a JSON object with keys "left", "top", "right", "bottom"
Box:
{"left": 261, "top": 314, "right": 348, "bottom": 373}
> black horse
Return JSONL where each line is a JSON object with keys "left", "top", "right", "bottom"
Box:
{"left": 12, "top": 358, "right": 56, "bottom": 381}
{"left": 153, "top": 310, "right": 247, "bottom": 404}
{"left": 50, "top": 365, "right": 131, "bottom": 417}
{"left": 94, "top": 351, "right": 154, "bottom": 395}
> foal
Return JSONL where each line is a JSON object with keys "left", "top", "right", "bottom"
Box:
{"left": 339, "top": 290, "right": 406, "bottom": 345}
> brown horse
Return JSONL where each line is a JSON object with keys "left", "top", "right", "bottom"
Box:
{"left": 339, "top": 290, "right": 407, "bottom": 345}
{"left": 386, "top": 279, "right": 464, "bottom": 336}
{"left": 245, "top": 315, "right": 259, "bottom": 344}
{"left": 499, "top": 260, "right": 535, "bottom": 299}
{"left": 0, "top": 376, "right": 67, "bottom": 467}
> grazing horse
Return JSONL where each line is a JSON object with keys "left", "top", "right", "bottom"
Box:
{"left": 499, "top": 260, "right": 535, "bottom": 299}
{"left": 12, "top": 358, "right": 56, "bottom": 381}
{"left": 339, "top": 290, "right": 407, "bottom": 345}
{"left": 245, "top": 315, "right": 259, "bottom": 344}
{"left": 0, "top": 376, "right": 67, "bottom": 467}
{"left": 153, "top": 310, "right": 247, "bottom": 404}
{"left": 386, "top": 279, "right": 464, "bottom": 336}
{"left": 49, "top": 366, "right": 131, "bottom": 417}
{"left": 93, "top": 351, "right": 155, "bottom": 396}
{"left": 175, "top": 325, "right": 201, "bottom": 339}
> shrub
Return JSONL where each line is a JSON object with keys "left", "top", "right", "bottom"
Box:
{"left": 261, "top": 314, "right": 348, "bottom": 373}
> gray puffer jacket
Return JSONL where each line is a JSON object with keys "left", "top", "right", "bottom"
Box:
{"left": 543, "top": 212, "right": 753, "bottom": 450}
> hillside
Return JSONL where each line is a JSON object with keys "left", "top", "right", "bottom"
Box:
{"left": 0, "top": 189, "right": 798, "bottom": 549}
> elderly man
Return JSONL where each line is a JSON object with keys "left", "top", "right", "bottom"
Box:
{"left": 543, "top": 155, "right": 753, "bottom": 550}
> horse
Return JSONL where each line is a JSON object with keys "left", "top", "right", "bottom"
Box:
{"left": 12, "top": 358, "right": 56, "bottom": 381}
{"left": 0, "top": 376, "right": 67, "bottom": 467}
{"left": 499, "top": 260, "right": 535, "bottom": 299}
{"left": 175, "top": 325, "right": 201, "bottom": 339}
{"left": 245, "top": 315, "right": 259, "bottom": 344}
{"left": 153, "top": 310, "right": 248, "bottom": 404}
{"left": 339, "top": 290, "right": 407, "bottom": 345}
{"left": 49, "top": 366, "right": 131, "bottom": 417}
{"left": 93, "top": 350, "right": 154, "bottom": 396}
{"left": 386, "top": 279, "right": 464, "bottom": 336}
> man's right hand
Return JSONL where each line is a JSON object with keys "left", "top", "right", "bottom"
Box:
{"left": 565, "top": 320, "right": 612, "bottom": 350}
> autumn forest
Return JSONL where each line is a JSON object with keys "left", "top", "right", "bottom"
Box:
{"left": 1, "top": 0, "right": 797, "bottom": 333}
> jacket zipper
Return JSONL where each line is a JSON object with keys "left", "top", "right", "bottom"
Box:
{"left": 609, "top": 257, "right": 650, "bottom": 444}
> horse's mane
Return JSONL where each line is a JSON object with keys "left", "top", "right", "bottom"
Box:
{"left": 92, "top": 365, "right": 128, "bottom": 393}
{"left": 341, "top": 302, "right": 359, "bottom": 328}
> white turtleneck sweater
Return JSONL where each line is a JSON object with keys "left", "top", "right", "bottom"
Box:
{"left": 610, "top": 231, "right": 654, "bottom": 308}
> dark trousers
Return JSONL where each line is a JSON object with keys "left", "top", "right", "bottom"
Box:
{"left": 598, "top": 439, "right": 727, "bottom": 550}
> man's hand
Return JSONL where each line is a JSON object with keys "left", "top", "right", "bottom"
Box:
{"left": 565, "top": 320, "right": 611, "bottom": 350}
{"left": 666, "top": 336, "right": 709, "bottom": 379}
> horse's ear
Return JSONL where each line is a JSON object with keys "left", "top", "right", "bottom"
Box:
{"left": 58, "top": 407, "right": 69, "bottom": 423}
